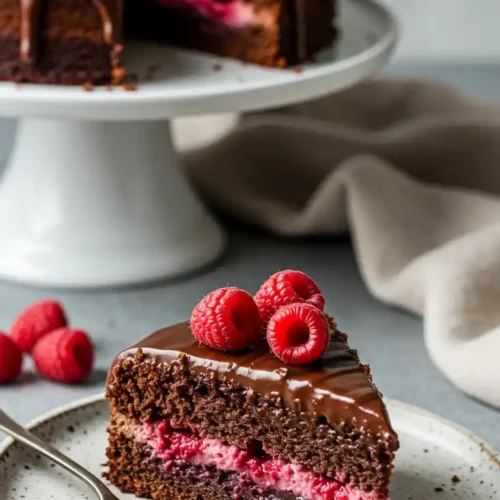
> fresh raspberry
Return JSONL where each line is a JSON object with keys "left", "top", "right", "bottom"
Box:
{"left": 190, "top": 287, "right": 262, "bottom": 351}
{"left": 267, "top": 304, "right": 330, "bottom": 365}
{"left": 32, "top": 328, "right": 94, "bottom": 383}
{"left": 0, "top": 333, "right": 23, "bottom": 383}
{"left": 11, "top": 299, "right": 68, "bottom": 353}
{"left": 254, "top": 270, "right": 325, "bottom": 324}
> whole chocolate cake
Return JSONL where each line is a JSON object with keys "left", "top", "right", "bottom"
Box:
{"left": 105, "top": 271, "right": 398, "bottom": 500}
{"left": 0, "top": 0, "right": 337, "bottom": 85}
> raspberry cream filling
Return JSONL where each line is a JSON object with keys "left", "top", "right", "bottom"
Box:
{"left": 130, "top": 419, "right": 386, "bottom": 500}
{"left": 150, "top": 0, "right": 273, "bottom": 28}
{"left": 150, "top": 0, "right": 254, "bottom": 27}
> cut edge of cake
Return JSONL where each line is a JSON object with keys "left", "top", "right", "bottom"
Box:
{"left": 0, "top": 0, "right": 337, "bottom": 85}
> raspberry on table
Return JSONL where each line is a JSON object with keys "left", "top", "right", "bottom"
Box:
{"left": 0, "top": 332, "right": 23, "bottom": 383}
{"left": 190, "top": 287, "right": 262, "bottom": 351}
{"left": 254, "top": 270, "right": 325, "bottom": 324}
{"left": 10, "top": 299, "right": 67, "bottom": 353}
{"left": 32, "top": 327, "right": 94, "bottom": 384}
{"left": 267, "top": 303, "right": 330, "bottom": 365}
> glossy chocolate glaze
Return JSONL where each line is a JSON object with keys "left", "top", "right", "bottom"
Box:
{"left": 19, "top": 0, "right": 120, "bottom": 64}
{"left": 117, "top": 322, "right": 396, "bottom": 438}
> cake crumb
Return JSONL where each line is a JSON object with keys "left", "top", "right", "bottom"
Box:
{"left": 276, "top": 57, "right": 286, "bottom": 68}
{"left": 146, "top": 64, "right": 161, "bottom": 81}
{"left": 213, "top": 63, "right": 222, "bottom": 72}
{"left": 325, "top": 314, "right": 337, "bottom": 331}
{"left": 123, "top": 83, "right": 137, "bottom": 92}
{"left": 451, "top": 475, "right": 461, "bottom": 483}
{"left": 294, "top": 67, "right": 304, "bottom": 74}
{"left": 423, "top": 449, "right": 429, "bottom": 453}
{"left": 83, "top": 82, "right": 94, "bottom": 92}
{"left": 112, "top": 67, "right": 126, "bottom": 85}
{"left": 434, "top": 487, "right": 444, "bottom": 493}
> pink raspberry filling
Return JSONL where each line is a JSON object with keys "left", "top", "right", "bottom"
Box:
{"left": 135, "top": 420, "right": 387, "bottom": 500}
{"left": 149, "top": 0, "right": 255, "bottom": 27}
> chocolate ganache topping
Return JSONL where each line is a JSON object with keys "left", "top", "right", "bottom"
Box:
{"left": 117, "top": 322, "right": 396, "bottom": 438}
{"left": 19, "top": 0, "right": 120, "bottom": 64}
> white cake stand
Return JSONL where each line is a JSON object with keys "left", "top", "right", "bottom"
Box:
{"left": 0, "top": 0, "right": 397, "bottom": 288}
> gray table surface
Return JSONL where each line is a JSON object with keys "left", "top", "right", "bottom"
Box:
{"left": 0, "top": 62, "right": 499, "bottom": 451}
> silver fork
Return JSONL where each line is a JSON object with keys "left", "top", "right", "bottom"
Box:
{"left": 0, "top": 409, "right": 120, "bottom": 500}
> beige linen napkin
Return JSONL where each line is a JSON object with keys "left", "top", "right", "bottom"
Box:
{"left": 173, "top": 78, "right": 500, "bottom": 409}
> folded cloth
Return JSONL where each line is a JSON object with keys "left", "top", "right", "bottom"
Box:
{"left": 173, "top": 78, "right": 500, "bottom": 409}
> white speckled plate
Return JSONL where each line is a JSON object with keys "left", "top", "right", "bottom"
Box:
{"left": 0, "top": 395, "right": 498, "bottom": 500}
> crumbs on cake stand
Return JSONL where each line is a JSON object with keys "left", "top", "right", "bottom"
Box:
{"left": 122, "top": 72, "right": 138, "bottom": 92}
{"left": 81, "top": 78, "right": 136, "bottom": 92}
{"left": 146, "top": 63, "right": 161, "bottom": 82}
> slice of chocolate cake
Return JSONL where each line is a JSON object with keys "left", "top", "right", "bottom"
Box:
{"left": 105, "top": 272, "right": 398, "bottom": 500}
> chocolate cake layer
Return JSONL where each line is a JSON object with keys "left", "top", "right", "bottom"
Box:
{"left": 0, "top": 0, "right": 123, "bottom": 84}
{"left": 112, "top": 322, "right": 393, "bottom": 432}
{"left": 0, "top": 37, "right": 115, "bottom": 85}
{"left": 105, "top": 426, "right": 306, "bottom": 500}
{"left": 106, "top": 322, "right": 399, "bottom": 495}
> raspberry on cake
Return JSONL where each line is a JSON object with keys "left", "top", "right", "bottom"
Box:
{"left": 190, "top": 287, "right": 262, "bottom": 351}
{"left": 255, "top": 270, "right": 326, "bottom": 323}
{"left": 266, "top": 303, "right": 330, "bottom": 365}
{"left": 0, "top": 0, "right": 337, "bottom": 85}
{"left": 105, "top": 273, "right": 399, "bottom": 500}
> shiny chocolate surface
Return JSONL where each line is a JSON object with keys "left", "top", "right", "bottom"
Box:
{"left": 118, "top": 321, "right": 396, "bottom": 437}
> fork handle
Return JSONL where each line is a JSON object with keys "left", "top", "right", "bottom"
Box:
{"left": 0, "top": 409, "right": 112, "bottom": 499}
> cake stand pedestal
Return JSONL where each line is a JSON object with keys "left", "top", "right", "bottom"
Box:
{"left": 0, "top": 0, "right": 397, "bottom": 287}
{"left": 0, "top": 119, "right": 223, "bottom": 287}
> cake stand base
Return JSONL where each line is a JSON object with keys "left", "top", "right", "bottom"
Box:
{"left": 0, "top": 119, "right": 225, "bottom": 288}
